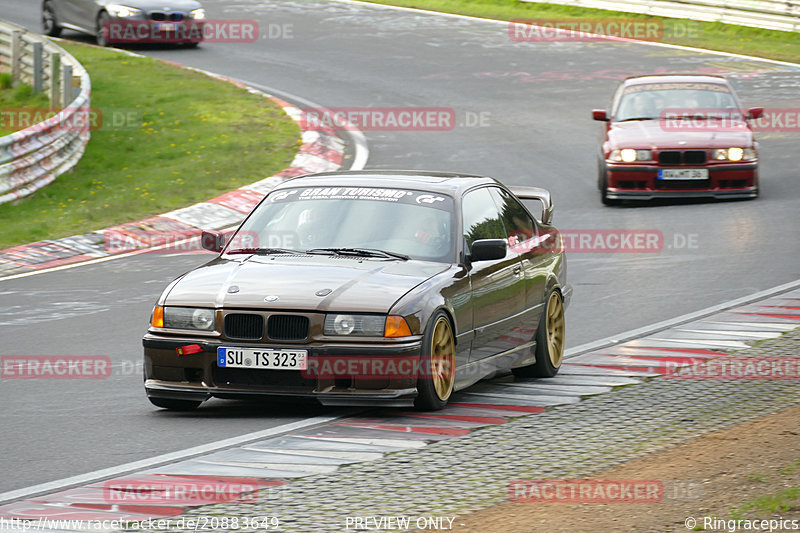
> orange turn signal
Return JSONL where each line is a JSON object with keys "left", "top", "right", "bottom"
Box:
{"left": 384, "top": 315, "right": 412, "bottom": 338}
{"left": 152, "top": 306, "right": 164, "bottom": 328}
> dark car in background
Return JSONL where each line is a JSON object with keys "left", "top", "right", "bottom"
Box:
{"left": 142, "top": 171, "right": 571, "bottom": 411}
{"left": 42, "top": 0, "right": 205, "bottom": 47}
{"left": 593, "top": 74, "right": 763, "bottom": 205}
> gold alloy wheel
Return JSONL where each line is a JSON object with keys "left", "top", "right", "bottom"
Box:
{"left": 546, "top": 291, "right": 565, "bottom": 368}
{"left": 430, "top": 316, "right": 455, "bottom": 401}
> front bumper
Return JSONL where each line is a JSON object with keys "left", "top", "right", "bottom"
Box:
{"left": 143, "top": 334, "right": 424, "bottom": 407}
{"left": 605, "top": 163, "right": 758, "bottom": 200}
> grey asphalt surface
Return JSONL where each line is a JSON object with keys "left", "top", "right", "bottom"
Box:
{"left": 1, "top": 0, "right": 799, "bottom": 492}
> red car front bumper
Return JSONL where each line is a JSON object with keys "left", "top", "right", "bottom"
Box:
{"left": 605, "top": 163, "right": 758, "bottom": 200}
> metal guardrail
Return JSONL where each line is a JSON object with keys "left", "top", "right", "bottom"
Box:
{"left": 0, "top": 19, "right": 91, "bottom": 205}
{"left": 521, "top": 0, "right": 800, "bottom": 33}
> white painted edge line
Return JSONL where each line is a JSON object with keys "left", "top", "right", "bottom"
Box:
{"left": 0, "top": 412, "right": 357, "bottom": 506}
{"left": 565, "top": 278, "right": 800, "bottom": 358}
{"left": 0, "top": 80, "right": 368, "bottom": 284}
{"left": 329, "top": 0, "right": 800, "bottom": 69}
{"left": 240, "top": 80, "right": 370, "bottom": 172}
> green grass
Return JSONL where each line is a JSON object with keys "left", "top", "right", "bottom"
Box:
{"left": 0, "top": 78, "right": 51, "bottom": 136}
{"left": 733, "top": 487, "right": 800, "bottom": 516}
{"left": 0, "top": 43, "right": 301, "bottom": 249}
{"left": 359, "top": 0, "right": 800, "bottom": 63}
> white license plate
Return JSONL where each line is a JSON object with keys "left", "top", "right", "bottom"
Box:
{"left": 217, "top": 347, "right": 307, "bottom": 370}
{"left": 157, "top": 23, "right": 176, "bottom": 32}
{"left": 658, "top": 168, "right": 709, "bottom": 180}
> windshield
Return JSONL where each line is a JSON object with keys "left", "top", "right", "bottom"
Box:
{"left": 228, "top": 186, "right": 456, "bottom": 262}
{"left": 614, "top": 82, "right": 739, "bottom": 122}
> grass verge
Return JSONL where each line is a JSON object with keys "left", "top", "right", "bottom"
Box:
{"left": 0, "top": 74, "right": 51, "bottom": 136}
{"left": 358, "top": 0, "right": 800, "bottom": 63}
{"left": 0, "top": 43, "right": 301, "bottom": 249}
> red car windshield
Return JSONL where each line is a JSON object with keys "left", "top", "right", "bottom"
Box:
{"left": 615, "top": 84, "right": 738, "bottom": 122}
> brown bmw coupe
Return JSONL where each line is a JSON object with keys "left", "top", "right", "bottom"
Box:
{"left": 143, "top": 171, "right": 571, "bottom": 411}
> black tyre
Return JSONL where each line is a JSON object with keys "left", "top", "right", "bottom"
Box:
{"left": 42, "top": 1, "right": 62, "bottom": 37}
{"left": 600, "top": 172, "right": 620, "bottom": 206}
{"left": 414, "top": 311, "right": 455, "bottom": 411}
{"left": 96, "top": 11, "right": 111, "bottom": 47}
{"left": 148, "top": 397, "right": 202, "bottom": 411}
{"left": 512, "top": 290, "right": 565, "bottom": 378}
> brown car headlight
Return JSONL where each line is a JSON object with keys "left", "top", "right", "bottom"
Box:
{"left": 324, "top": 314, "right": 386, "bottom": 336}
{"left": 162, "top": 307, "right": 215, "bottom": 331}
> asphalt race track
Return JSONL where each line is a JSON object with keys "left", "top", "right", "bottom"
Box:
{"left": 0, "top": 0, "right": 798, "bottom": 493}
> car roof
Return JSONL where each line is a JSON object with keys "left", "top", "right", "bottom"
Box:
{"left": 622, "top": 74, "right": 731, "bottom": 87}
{"left": 274, "top": 170, "right": 501, "bottom": 196}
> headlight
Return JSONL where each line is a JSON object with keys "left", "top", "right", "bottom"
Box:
{"left": 161, "top": 307, "right": 215, "bottom": 331}
{"left": 106, "top": 4, "right": 142, "bottom": 17}
{"left": 324, "top": 314, "right": 386, "bottom": 336}
{"left": 609, "top": 149, "right": 652, "bottom": 162}
{"left": 713, "top": 147, "right": 755, "bottom": 161}
{"left": 190, "top": 8, "right": 206, "bottom": 19}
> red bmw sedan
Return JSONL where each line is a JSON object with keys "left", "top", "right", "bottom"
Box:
{"left": 593, "top": 74, "right": 763, "bottom": 205}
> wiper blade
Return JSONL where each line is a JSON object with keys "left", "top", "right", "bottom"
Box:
{"left": 618, "top": 116, "right": 656, "bottom": 122}
{"left": 226, "top": 248, "right": 299, "bottom": 255}
{"left": 306, "top": 248, "right": 410, "bottom": 260}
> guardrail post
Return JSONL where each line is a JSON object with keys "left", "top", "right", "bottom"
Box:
{"left": 62, "top": 65, "right": 73, "bottom": 108}
{"left": 33, "top": 42, "right": 44, "bottom": 93}
{"left": 49, "top": 52, "right": 60, "bottom": 109}
{"left": 10, "top": 30, "right": 22, "bottom": 84}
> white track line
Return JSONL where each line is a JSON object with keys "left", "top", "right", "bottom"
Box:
{"left": 329, "top": 0, "right": 800, "bottom": 68}
{"left": 565, "top": 279, "right": 800, "bottom": 358}
{"left": 0, "top": 412, "right": 356, "bottom": 505}
{"left": 238, "top": 80, "right": 370, "bottom": 171}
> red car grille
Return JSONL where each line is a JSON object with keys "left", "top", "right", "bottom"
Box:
{"left": 654, "top": 179, "right": 711, "bottom": 189}
{"left": 658, "top": 150, "right": 706, "bottom": 165}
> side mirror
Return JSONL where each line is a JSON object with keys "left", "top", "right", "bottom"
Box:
{"left": 747, "top": 107, "right": 764, "bottom": 120}
{"left": 470, "top": 239, "right": 507, "bottom": 262}
{"left": 201, "top": 230, "right": 225, "bottom": 253}
{"left": 592, "top": 109, "right": 609, "bottom": 121}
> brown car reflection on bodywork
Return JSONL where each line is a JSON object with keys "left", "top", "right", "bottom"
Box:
{"left": 143, "top": 171, "right": 571, "bottom": 411}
